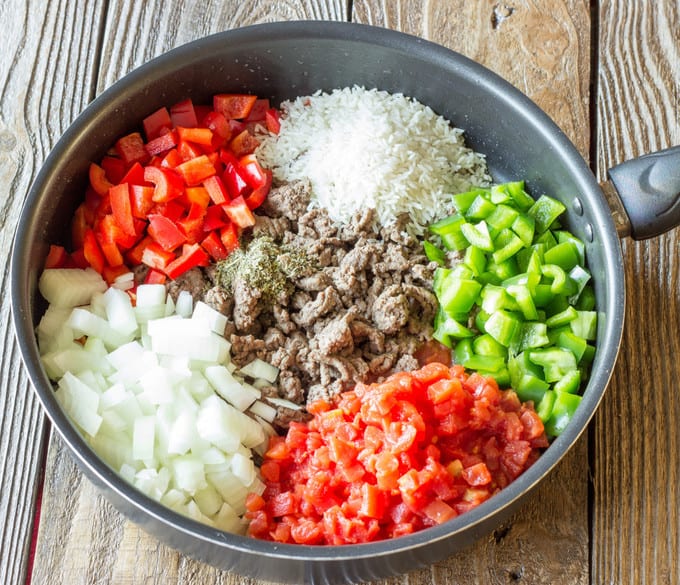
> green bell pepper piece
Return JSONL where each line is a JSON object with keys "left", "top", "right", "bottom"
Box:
{"left": 541, "top": 263, "right": 568, "bottom": 294}
{"left": 556, "top": 330, "right": 588, "bottom": 362}
{"left": 484, "top": 309, "right": 522, "bottom": 347}
{"left": 473, "top": 333, "right": 508, "bottom": 357}
{"left": 492, "top": 229, "right": 526, "bottom": 264}
{"left": 528, "top": 195, "right": 566, "bottom": 234}
{"left": 466, "top": 195, "right": 497, "bottom": 220}
{"left": 544, "top": 241, "right": 580, "bottom": 271}
{"left": 511, "top": 213, "right": 536, "bottom": 246}
{"left": 429, "top": 213, "right": 469, "bottom": 251}
{"left": 460, "top": 220, "right": 494, "bottom": 251}
{"left": 453, "top": 338, "right": 474, "bottom": 365}
{"left": 506, "top": 283, "right": 539, "bottom": 321}
{"left": 505, "top": 181, "right": 536, "bottom": 211}
{"left": 545, "top": 305, "right": 578, "bottom": 328}
{"left": 544, "top": 391, "right": 582, "bottom": 436}
{"left": 536, "top": 390, "right": 557, "bottom": 422}
{"left": 452, "top": 188, "right": 489, "bottom": 215}
{"left": 570, "top": 310, "right": 597, "bottom": 340}
{"left": 438, "top": 276, "right": 482, "bottom": 314}
{"left": 528, "top": 347, "right": 578, "bottom": 383}
{"left": 486, "top": 204, "right": 519, "bottom": 231}
{"left": 464, "top": 245, "right": 487, "bottom": 276}
{"left": 423, "top": 240, "right": 447, "bottom": 265}
{"left": 553, "top": 369, "right": 581, "bottom": 394}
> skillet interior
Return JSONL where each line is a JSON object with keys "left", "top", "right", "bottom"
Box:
{"left": 11, "top": 21, "right": 624, "bottom": 584}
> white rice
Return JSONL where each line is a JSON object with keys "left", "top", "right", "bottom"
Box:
{"left": 255, "top": 86, "right": 491, "bottom": 234}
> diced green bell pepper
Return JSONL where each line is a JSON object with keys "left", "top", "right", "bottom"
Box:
{"left": 528, "top": 347, "right": 578, "bottom": 383}
{"left": 544, "top": 391, "right": 582, "bottom": 436}
{"left": 528, "top": 195, "right": 566, "bottom": 234}
{"left": 484, "top": 309, "right": 522, "bottom": 347}
{"left": 423, "top": 240, "right": 447, "bottom": 265}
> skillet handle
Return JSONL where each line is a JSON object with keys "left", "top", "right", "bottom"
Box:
{"left": 605, "top": 145, "right": 680, "bottom": 240}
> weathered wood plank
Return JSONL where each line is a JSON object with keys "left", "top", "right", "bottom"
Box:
{"left": 353, "top": 1, "right": 591, "bottom": 582}
{"left": 0, "top": 2, "right": 107, "bottom": 585}
{"left": 592, "top": 1, "right": 680, "bottom": 584}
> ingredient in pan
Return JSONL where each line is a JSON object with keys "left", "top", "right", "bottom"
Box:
{"left": 246, "top": 362, "right": 547, "bottom": 544}
{"left": 425, "top": 181, "right": 597, "bottom": 436}
{"left": 255, "top": 86, "right": 491, "bottom": 235}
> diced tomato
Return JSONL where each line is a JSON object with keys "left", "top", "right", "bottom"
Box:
{"left": 222, "top": 195, "right": 255, "bottom": 228}
{"left": 213, "top": 94, "right": 258, "bottom": 120}
{"left": 44, "top": 244, "right": 68, "bottom": 269}
{"left": 144, "top": 166, "right": 185, "bottom": 202}
{"left": 115, "top": 132, "right": 150, "bottom": 166}
{"left": 170, "top": 98, "right": 198, "bottom": 128}
{"left": 89, "top": 162, "right": 113, "bottom": 196}
{"left": 164, "top": 243, "right": 209, "bottom": 279}
{"left": 143, "top": 106, "right": 173, "bottom": 140}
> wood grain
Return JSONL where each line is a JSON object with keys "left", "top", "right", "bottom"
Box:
{"left": 0, "top": 2, "right": 107, "bottom": 585}
{"left": 593, "top": 1, "right": 680, "bottom": 584}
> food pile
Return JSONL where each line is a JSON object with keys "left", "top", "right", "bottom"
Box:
{"left": 36, "top": 87, "right": 596, "bottom": 543}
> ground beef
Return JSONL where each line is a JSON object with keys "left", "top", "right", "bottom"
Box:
{"left": 186, "top": 181, "right": 437, "bottom": 428}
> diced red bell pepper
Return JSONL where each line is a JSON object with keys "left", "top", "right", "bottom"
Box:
{"left": 265, "top": 108, "right": 281, "bottom": 134}
{"left": 177, "top": 139, "right": 204, "bottom": 162}
{"left": 243, "top": 168, "right": 272, "bottom": 210}
{"left": 203, "top": 111, "right": 232, "bottom": 149}
{"left": 193, "top": 104, "right": 212, "bottom": 126}
{"left": 109, "top": 183, "right": 136, "bottom": 237}
{"left": 203, "top": 175, "right": 229, "bottom": 205}
{"left": 203, "top": 204, "right": 229, "bottom": 231}
{"left": 130, "top": 185, "right": 155, "bottom": 218}
{"left": 245, "top": 98, "right": 270, "bottom": 122}
{"left": 97, "top": 213, "right": 139, "bottom": 250}
{"left": 89, "top": 162, "right": 113, "bottom": 196}
{"left": 144, "top": 166, "right": 185, "bottom": 202}
{"left": 184, "top": 186, "right": 211, "bottom": 209}
{"left": 103, "top": 264, "right": 131, "bottom": 285}
{"left": 176, "top": 203, "right": 206, "bottom": 244}
{"left": 143, "top": 106, "right": 173, "bottom": 141}
{"left": 145, "top": 129, "right": 178, "bottom": 157}
{"left": 161, "top": 148, "right": 183, "bottom": 169}
{"left": 170, "top": 98, "right": 198, "bottom": 128}
{"left": 220, "top": 221, "right": 240, "bottom": 254}
{"left": 100, "top": 155, "right": 128, "bottom": 184}
{"left": 164, "top": 243, "right": 210, "bottom": 279}
{"left": 126, "top": 235, "right": 154, "bottom": 265}
{"left": 98, "top": 238, "right": 124, "bottom": 267}
{"left": 71, "top": 205, "right": 89, "bottom": 249}
{"left": 200, "top": 230, "right": 229, "bottom": 261}
{"left": 70, "top": 248, "right": 89, "bottom": 269}
{"left": 238, "top": 154, "right": 269, "bottom": 189}
{"left": 147, "top": 214, "right": 186, "bottom": 251}
{"left": 144, "top": 268, "right": 167, "bottom": 285}
{"left": 175, "top": 155, "right": 216, "bottom": 186}
{"left": 44, "top": 244, "right": 68, "bottom": 269}
{"left": 83, "top": 228, "right": 106, "bottom": 274}
{"left": 229, "top": 129, "right": 260, "bottom": 157}
{"left": 141, "top": 241, "right": 176, "bottom": 271}
{"left": 177, "top": 126, "right": 214, "bottom": 147}
{"left": 151, "top": 200, "right": 185, "bottom": 222}
{"left": 213, "top": 94, "right": 258, "bottom": 120}
{"left": 115, "top": 132, "right": 150, "bottom": 166}
{"left": 222, "top": 161, "right": 250, "bottom": 199}
{"left": 119, "top": 162, "right": 147, "bottom": 186}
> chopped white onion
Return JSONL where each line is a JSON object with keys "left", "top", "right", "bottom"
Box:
{"left": 238, "top": 358, "right": 279, "bottom": 383}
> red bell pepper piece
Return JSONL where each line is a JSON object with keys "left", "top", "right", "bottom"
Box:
{"left": 109, "top": 183, "right": 136, "bottom": 237}
{"left": 177, "top": 203, "right": 206, "bottom": 244}
{"left": 238, "top": 154, "right": 269, "bottom": 189}
{"left": 97, "top": 213, "right": 139, "bottom": 250}
{"left": 219, "top": 221, "right": 240, "bottom": 254}
{"left": 144, "top": 268, "right": 167, "bottom": 285}
{"left": 243, "top": 168, "right": 272, "bottom": 210}
{"left": 126, "top": 235, "right": 154, "bottom": 265}
{"left": 170, "top": 98, "right": 198, "bottom": 128}
{"left": 184, "top": 186, "right": 211, "bottom": 209}
{"left": 83, "top": 228, "right": 106, "bottom": 274}
{"left": 130, "top": 185, "right": 155, "bottom": 218}
{"left": 151, "top": 200, "right": 185, "bottom": 222}
{"left": 115, "top": 132, "right": 150, "bottom": 166}
{"left": 141, "top": 241, "right": 176, "bottom": 271}
{"left": 119, "top": 162, "right": 147, "bottom": 186}
{"left": 145, "top": 129, "right": 178, "bottom": 157}
{"left": 161, "top": 148, "right": 183, "bottom": 169}
{"left": 177, "top": 126, "right": 214, "bottom": 147}
{"left": 97, "top": 238, "right": 124, "bottom": 267}
{"left": 147, "top": 214, "right": 187, "bottom": 251}
{"left": 175, "top": 155, "right": 216, "bottom": 186}
{"left": 229, "top": 130, "right": 260, "bottom": 157}
{"left": 89, "top": 163, "right": 114, "bottom": 196}
{"left": 203, "top": 111, "right": 232, "bottom": 149}
{"left": 200, "top": 230, "right": 229, "bottom": 261}
{"left": 144, "top": 166, "right": 184, "bottom": 202}
{"left": 245, "top": 99, "right": 270, "bottom": 122}
{"left": 71, "top": 205, "right": 89, "bottom": 249}
{"left": 100, "top": 155, "right": 128, "bottom": 184}
{"left": 265, "top": 108, "right": 281, "bottom": 134}
{"left": 213, "top": 94, "right": 258, "bottom": 120}
{"left": 44, "top": 244, "right": 68, "bottom": 269}
{"left": 203, "top": 175, "right": 229, "bottom": 204}
{"left": 222, "top": 195, "right": 255, "bottom": 228}
{"left": 203, "top": 204, "right": 229, "bottom": 231}
{"left": 103, "top": 264, "right": 131, "bottom": 285}
{"left": 164, "top": 243, "right": 210, "bottom": 279}
{"left": 143, "top": 107, "right": 173, "bottom": 140}
{"left": 177, "top": 139, "right": 204, "bottom": 162}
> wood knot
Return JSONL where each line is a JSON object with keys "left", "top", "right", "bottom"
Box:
{"left": 491, "top": 4, "right": 514, "bottom": 29}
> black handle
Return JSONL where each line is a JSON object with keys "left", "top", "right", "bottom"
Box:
{"left": 607, "top": 145, "right": 680, "bottom": 240}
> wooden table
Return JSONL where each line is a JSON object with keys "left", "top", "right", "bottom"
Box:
{"left": 1, "top": 1, "right": 678, "bottom": 584}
